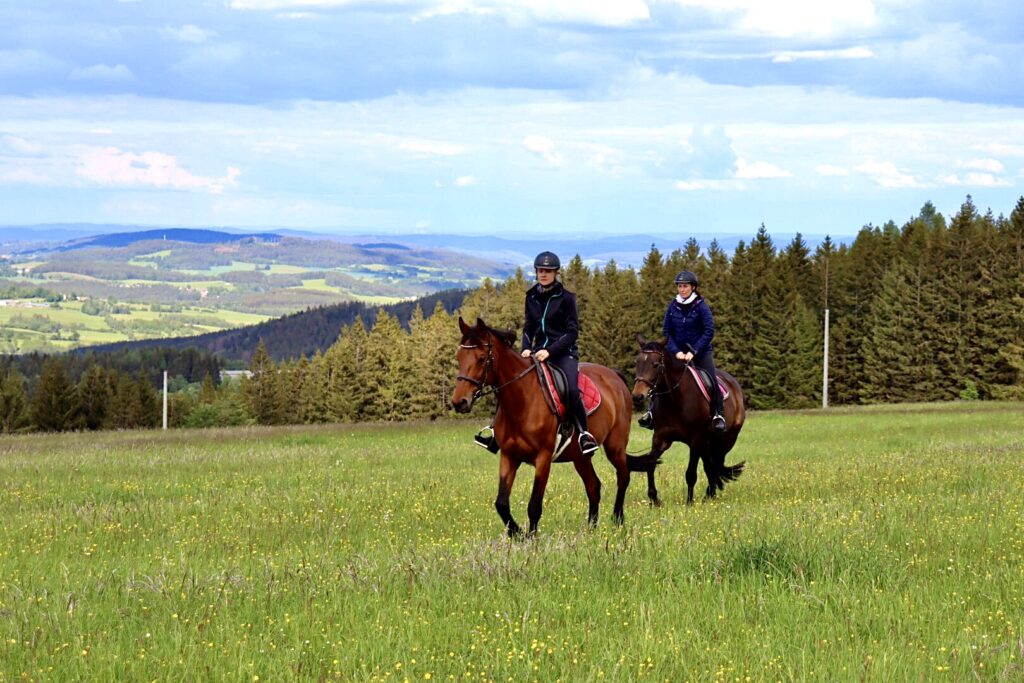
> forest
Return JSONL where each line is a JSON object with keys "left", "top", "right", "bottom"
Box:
{"left": 2, "top": 196, "right": 1022, "bottom": 432}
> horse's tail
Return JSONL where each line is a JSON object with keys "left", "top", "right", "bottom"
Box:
{"left": 626, "top": 451, "right": 662, "bottom": 473}
{"left": 714, "top": 460, "right": 746, "bottom": 490}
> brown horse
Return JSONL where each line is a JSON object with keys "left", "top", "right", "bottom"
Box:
{"left": 629, "top": 335, "right": 746, "bottom": 505}
{"left": 452, "top": 317, "right": 634, "bottom": 536}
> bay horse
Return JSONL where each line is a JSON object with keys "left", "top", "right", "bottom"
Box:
{"left": 629, "top": 335, "right": 746, "bottom": 505}
{"left": 452, "top": 317, "right": 634, "bottom": 537}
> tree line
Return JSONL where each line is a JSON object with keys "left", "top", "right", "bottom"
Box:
{"left": 2, "top": 195, "right": 1021, "bottom": 433}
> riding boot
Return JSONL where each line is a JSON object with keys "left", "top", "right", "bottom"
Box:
{"left": 574, "top": 395, "right": 599, "bottom": 455}
{"left": 710, "top": 384, "right": 726, "bottom": 432}
{"left": 638, "top": 396, "right": 655, "bottom": 429}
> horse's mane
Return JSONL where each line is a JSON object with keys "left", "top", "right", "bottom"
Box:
{"left": 640, "top": 340, "right": 666, "bottom": 353}
{"left": 463, "top": 321, "right": 517, "bottom": 348}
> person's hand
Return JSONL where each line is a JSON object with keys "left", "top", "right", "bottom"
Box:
{"left": 677, "top": 351, "right": 693, "bottom": 362}
{"left": 521, "top": 349, "right": 532, "bottom": 358}
{"left": 535, "top": 349, "right": 550, "bottom": 362}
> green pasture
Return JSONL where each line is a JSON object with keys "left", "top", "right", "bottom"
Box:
{"left": 1, "top": 402, "right": 1022, "bottom": 681}
{"left": 0, "top": 300, "right": 269, "bottom": 354}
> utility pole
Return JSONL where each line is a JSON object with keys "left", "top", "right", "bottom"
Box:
{"left": 822, "top": 253, "right": 830, "bottom": 409}
{"left": 162, "top": 370, "right": 168, "bottom": 429}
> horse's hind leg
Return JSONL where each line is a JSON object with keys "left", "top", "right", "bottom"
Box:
{"left": 526, "top": 456, "right": 553, "bottom": 536}
{"left": 685, "top": 449, "right": 700, "bottom": 505}
{"left": 572, "top": 456, "right": 602, "bottom": 528}
{"left": 646, "top": 434, "right": 672, "bottom": 507}
{"left": 702, "top": 449, "right": 719, "bottom": 499}
{"left": 495, "top": 454, "right": 522, "bottom": 538}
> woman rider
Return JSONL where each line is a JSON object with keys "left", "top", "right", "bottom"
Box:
{"left": 521, "top": 251, "right": 599, "bottom": 455}
{"left": 641, "top": 270, "right": 727, "bottom": 432}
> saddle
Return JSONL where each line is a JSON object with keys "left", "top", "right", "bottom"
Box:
{"left": 535, "top": 361, "right": 602, "bottom": 419}
{"left": 688, "top": 366, "right": 730, "bottom": 404}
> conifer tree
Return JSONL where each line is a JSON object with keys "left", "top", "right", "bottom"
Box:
{"left": 242, "top": 339, "right": 285, "bottom": 424}
{"left": 0, "top": 367, "right": 30, "bottom": 433}
{"left": 199, "top": 372, "right": 217, "bottom": 404}
{"left": 29, "top": 357, "right": 73, "bottom": 432}
{"left": 73, "top": 364, "right": 111, "bottom": 430}
{"left": 363, "top": 310, "right": 412, "bottom": 421}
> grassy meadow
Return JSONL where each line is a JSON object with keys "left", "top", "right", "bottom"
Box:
{"left": 1, "top": 402, "right": 1023, "bottom": 681}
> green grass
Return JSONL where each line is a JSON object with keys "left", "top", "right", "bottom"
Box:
{"left": 1, "top": 402, "right": 1022, "bottom": 681}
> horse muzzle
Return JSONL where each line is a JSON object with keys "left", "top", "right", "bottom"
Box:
{"left": 451, "top": 396, "right": 475, "bottom": 413}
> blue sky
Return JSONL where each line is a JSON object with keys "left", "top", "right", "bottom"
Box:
{"left": 1, "top": 0, "right": 1023, "bottom": 238}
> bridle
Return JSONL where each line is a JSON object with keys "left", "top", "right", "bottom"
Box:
{"left": 634, "top": 348, "right": 684, "bottom": 398}
{"left": 456, "top": 338, "right": 534, "bottom": 401}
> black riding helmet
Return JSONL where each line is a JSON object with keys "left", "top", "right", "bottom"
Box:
{"left": 534, "top": 251, "right": 561, "bottom": 270}
{"left": 674, "top": 270, "right": 699, "bottom": 286}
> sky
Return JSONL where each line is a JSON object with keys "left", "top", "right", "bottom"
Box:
{"left": 1, "top": 0, "right": 1023, "bottom": 239}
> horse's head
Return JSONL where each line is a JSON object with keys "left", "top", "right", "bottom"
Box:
{"left": 632, "top": 334, "right": 668, "bottom": 409}
{"left": 451, "top": 317, "right": 516, "bottom": 413}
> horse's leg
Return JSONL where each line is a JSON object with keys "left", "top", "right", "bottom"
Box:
{"left": 646, "top": 433, "right": 672, "bottom": 507}
{"left": 685, "top": 447, "right": 700, "bottom": 505}
{"left": 495, "top": 453, "right": 522, "bottom": 538}
{"left": 702, "top": 446, "right": 719, "bottom": 499}
{"left": 526, "top": 455, "right": 553, "bottom": 536}
{"left": 572, "top": 456, "right": 602, "bottom": 528}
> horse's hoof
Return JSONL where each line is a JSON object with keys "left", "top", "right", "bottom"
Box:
{"left": 649, "top": 497, "right": 663, "bottom": 508}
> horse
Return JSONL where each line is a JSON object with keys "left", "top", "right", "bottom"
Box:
{"left": 451, "top": 317, "right": 634, "bottom": 537}
{"left": 628, "top": 335, "right": 746, "bottom": 505}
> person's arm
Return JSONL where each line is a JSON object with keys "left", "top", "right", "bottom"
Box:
{"left": 521, "top": 295, "right": 537, "bottom": 352}
{"left": 691, "top": 300, "right": 715, "bottom": 356}
{"left": 545, "top": 293, "right": 579, "bottom": 355}
{"left": 663, "top": 304, "right": 681, "bottom": 356}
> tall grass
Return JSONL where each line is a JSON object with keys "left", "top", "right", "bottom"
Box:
{"left": 1, "top": 402, "right": 1022, "bottom": 681}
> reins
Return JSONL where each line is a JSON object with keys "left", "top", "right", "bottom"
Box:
{"left": 634, "top": 349, "right": 686, "bottom": 399}
{"left": 456, "top": 341, "right": 535, "bottom": 401}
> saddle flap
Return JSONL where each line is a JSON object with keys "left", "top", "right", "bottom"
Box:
{"left": 537, "top": 362, "right": 602, "bottom": 418}
{"left": 687, "top": 366, "right": 730, "bottom": 403}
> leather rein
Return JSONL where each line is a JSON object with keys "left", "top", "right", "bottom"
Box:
{"left": 456, "top": 341, "right": 535, "bottom": 400}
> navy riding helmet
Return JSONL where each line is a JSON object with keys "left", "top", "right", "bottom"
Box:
{"left": 534, "top": 251, "right": 561, "bottom": 270}
{"left": 674, "top": 270, "right": 699, "bottom": 286}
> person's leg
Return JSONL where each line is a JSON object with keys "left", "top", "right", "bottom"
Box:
{"left": 551, "top": 354, "right": 597, "bottom": 453}
{"left": 695, "top": 350, "right": 726, "bottom": 430}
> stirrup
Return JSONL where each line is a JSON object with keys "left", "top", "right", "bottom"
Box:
{"left": 554, "top": 422, "right": 573, "bottom": 458}
{"left": 473, "top": 425, "right": 499, "bottom": 453}
{"left": 712, "top": 414, "right": 727, "bottom": 432}
{"left": 638, "top": 411, "right": 654, "bottom": 430}
{"left": 578, "top": 431, "right": 599, "bottom": 455}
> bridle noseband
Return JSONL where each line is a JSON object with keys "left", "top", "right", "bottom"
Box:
{"left": 634, "top": 349, "right": 683, "bottom": 397}
{"left": 456, "top": 342, "right": 495, "bottom": 398}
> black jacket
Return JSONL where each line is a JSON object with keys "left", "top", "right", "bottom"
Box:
{"left": 522, "top": 281, "right": 579, "bottom": 357}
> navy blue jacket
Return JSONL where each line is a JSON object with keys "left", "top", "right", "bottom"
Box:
{"left": 663, "top": 295, "right": 715, "bottom": 357}
{"left": 522, "top": 281, "right": 579, "bottom": 357}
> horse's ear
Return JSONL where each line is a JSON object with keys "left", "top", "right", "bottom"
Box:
{"left": 475, "top": 317, "right": 487, "bottom": 332}
{"left": 636, "top": 333, "right": 648, "bottom": 347}
{"left": 458, "top": 316, "right": 470, "bottom": 334}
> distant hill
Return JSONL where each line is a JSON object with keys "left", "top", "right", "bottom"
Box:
{"left": 75, "top": 289, "right": 470, "bottom": 363}
{"left": 57, "top": 228, "right": 282, "bottom": 252}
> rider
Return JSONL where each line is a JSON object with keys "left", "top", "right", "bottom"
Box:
{"left": 640, "top": 270, "right": 726, "bottom": 432}
{"left": 521, "top": 251, "right": 599, "bottom": 455}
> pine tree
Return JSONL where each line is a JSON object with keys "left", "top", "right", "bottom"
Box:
{"left": 73, "top": 364, "right": 111, "bottom": 430}
{"left": 242, "top": 339, "right": 285, "bottom": 424}
{"left": 0, "top": 367, "right": 30, "bottom": 433}
{"left": 363, "top": 310, "right": 413, "bottom": 421}
{"left": 29, "top": 358, "right": 73, "bottom": 432}
{"left": 199, "top": 372, "right": 217, "bottom": 404}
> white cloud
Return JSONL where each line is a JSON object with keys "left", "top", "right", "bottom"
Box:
{"left": 454, "top": 175, "right": 477, "bottom": 186}
{"left": 815, "top": 164, "right": 849, "bottom": 176}
{"left": 73, "top": 146, "right": 240, "bottom": 193}
{"left": 942, "top": 172, "right": 1012, "bottom": 188}
{"left": 69, "top": 64, "right": 135, "bottom": 82}
{"left": 854, "top": 160, "right": 920, "bottom": 188}
{"left": 161, "top": 24, "right": 217, "bottom": 43}
{"left": 735, "top": 158, "right": 791, "bottom": 179}
{"left": 232, "top": 0, "right": 650, "bottom": 25}
{"left": 960, "top": 158, "right": 1004, "bottom": 173}
{"left": 772, "top": 47, "right": 874, "bottom": 63}
{"left": 523, "top": 135, "right": 564, "bottom": 167}
{"left": 675, "top": 179, "right": 742, "bottom": 191}
{"left": 396, "top": 139, "right": 465, "bottom": 157}
{"left": 670, "top": 0, "right": 878, "bottom": 39}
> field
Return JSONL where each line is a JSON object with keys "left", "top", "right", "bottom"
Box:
{"left": 1, "top": 402, "right": 1023, "bottom": 681}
